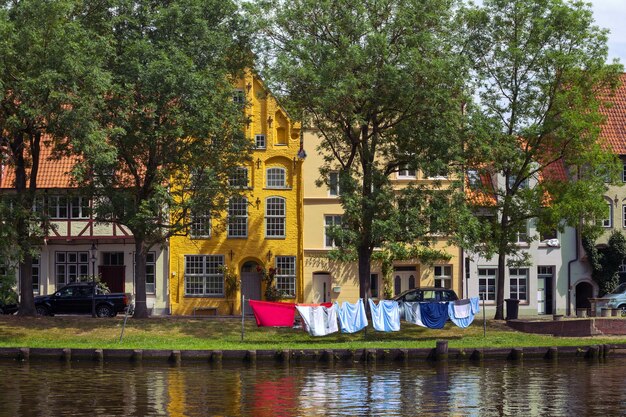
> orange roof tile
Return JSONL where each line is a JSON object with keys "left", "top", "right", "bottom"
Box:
{"left": 0, "top": 136, "right": 78, "bottom": 189}
{"left": 600, "top": 73, "right": 626, "bottom": 155}
{"left": 541, "top": 158, "right": 568, "bottom": 182}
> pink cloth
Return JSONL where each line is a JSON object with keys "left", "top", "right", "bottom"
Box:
{"left": 249, "top": 300, "right": 297, "bottom": 327}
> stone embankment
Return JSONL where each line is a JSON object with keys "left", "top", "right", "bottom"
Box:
{"left": 1, "top": 341, "right": 624, "bottom": 365}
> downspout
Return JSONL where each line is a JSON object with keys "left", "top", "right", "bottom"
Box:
{"left": 566, "top": 227, "right": 579, "bottom": 317}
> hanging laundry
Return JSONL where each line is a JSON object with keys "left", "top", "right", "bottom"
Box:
{"left": 296, "top": 304, "right": 339, "bottom": 336}
{"left": 453, "top": 299, "right": 472, "bottom": 319}
{"left": 368, "top": 299, "right": 401, "bottom": 332}
{"left": 249, "top": 300, "right": 296, "bottom": 327}
{"left": 336, "top": 299, "right": 368, "bottom": 333}
{"left": 470, "top": 297, "right": 480, "bottom": 314}
{"left": 402, "top": 302, "right": 427, "bottom": 327}
{"left": 448, "top": 297, "right": 481, "bottom": 329}
{"left": 419, "top": 302, "right": 449, "bottom": 329}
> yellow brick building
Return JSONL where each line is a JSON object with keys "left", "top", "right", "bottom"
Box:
{"left": 302, "top": 129, "right": 462, "bottom": 304}
{"left": 169, "top": 74, "right": 304, "bottom": 315}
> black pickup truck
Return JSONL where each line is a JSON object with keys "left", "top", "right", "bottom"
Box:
{"left": 35, "top": 282, "right": 131, "bottom": 317}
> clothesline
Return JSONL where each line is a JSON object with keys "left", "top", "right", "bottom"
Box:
{"left": 249, "top": 297, "right": 481, "bottom": 337}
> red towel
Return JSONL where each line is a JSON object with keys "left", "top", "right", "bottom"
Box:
{"left": 249, "top": 300, "right": 297, "bottom": 327}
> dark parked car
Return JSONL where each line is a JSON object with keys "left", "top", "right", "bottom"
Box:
{"left": 393, "top": 287, "right": 459, "bottom": 303}
{"left": 35, "top": 282, "right": 131, "bottom": 317}
{"left": 0, "top": 300, "right": 18, "bottom": 315}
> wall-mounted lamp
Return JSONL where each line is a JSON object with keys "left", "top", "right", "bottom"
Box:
{"left": 245, "top": 117, "right": 252, "bottom": 127}
{"left": 246, "top": 82, "right": 252, "bottom": 93}
{"left": 230, "top": 249, "right": 234, "bottom": 260}
{"left": 267, "top": 249, "right": 272, "bottom": 261}
{"left": 267, "top": 116, "right": 273, "bottom": 128}
{"left": 256, "top": 158, "right": 262, "bottom": 169}
{"left": 255, "top": 197, "right": 261, "bottom": 209}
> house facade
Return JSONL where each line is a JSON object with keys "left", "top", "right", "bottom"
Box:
{"left": 168, "top": 73, "right": 304, "bottom": 316}
{"left": 0, "top": 143, "right": 169, "bottom": 314}
{"left": 464, "top": 165, "right": 593, "bottom": 317}
{"left": 302, "top": 129, "right": 463, "bottom": 304}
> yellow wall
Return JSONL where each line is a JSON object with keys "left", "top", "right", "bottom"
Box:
{"left": 302, "top": 129, "right": 463, "bottom": 302}
{"left": 169, "top": 73, "right": 304, "bottom": 315}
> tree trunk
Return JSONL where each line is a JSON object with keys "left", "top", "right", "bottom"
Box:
{"left": 18, "top": 250, "right": 35, "bottom": 316}
{"left": 133, "top": 239, "right": 149, "bottom": 318}
{"left": 358, "top": 244, "right": 372, "bottom": 300}
{"left": 495, "top": 250, "right": 506, "bottom": 320}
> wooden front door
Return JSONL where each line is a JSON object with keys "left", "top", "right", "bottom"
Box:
{"left": 99, "top": 265, "right": 125, "bottom": 293}
{"left": 241, "top": 262, "right": 261, "bottom": 315}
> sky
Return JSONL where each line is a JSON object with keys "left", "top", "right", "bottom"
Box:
{"left": 590, "top": 0, "right": 626, "bottom": 63}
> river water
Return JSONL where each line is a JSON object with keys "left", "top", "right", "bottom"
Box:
{"left": 0, "top": 357, "right": 623, "bottom": 416}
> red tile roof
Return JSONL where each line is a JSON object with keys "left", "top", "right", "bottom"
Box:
{"left": 541, "top": 158, "right": 568, "bottom": 182}
{"left": 600, "top": 73, "right": 626, "bottom": 154}
{"left": 0, "top": 136, "right": 78, "bottom": 189}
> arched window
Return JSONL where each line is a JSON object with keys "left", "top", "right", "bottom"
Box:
{"left": 408, "top": 275, "right": 416, "bottom": 289}
{"left": 228, "top": 196, "right": 248, "bottom": 237}
{"left": 394, "top": 275, "right": 402, "bottom": 296}
{"left": 265, "top": 197, "right": 286, "bottom": 238}
{"left": 266, "top": 167, "right": 286, "bottom": 188}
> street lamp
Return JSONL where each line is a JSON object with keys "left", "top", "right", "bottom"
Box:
{"left": 90, "top": 242, "right": 97, "bottom": 317}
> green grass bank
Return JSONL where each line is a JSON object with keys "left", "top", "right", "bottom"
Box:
{"left": 2, "top": 315, "right": 626, "bottom": 351}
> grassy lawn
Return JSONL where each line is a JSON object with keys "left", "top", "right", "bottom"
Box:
{"left": 1, "top": 315, "right": 625, "bottom": 351}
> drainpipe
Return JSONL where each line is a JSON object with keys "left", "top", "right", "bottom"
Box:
{"left": 567, "top": 227, "right": 579, "bottom": 317}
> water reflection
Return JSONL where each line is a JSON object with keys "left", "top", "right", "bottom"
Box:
{"left": 0, "top": 358, "right": 623, "bottom": 416}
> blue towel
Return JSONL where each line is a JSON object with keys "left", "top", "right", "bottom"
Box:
{"left": 419, "top": 302, "right": 449, "bottom": 329}
{"left": 368, "top": 299, "right": 401, "bottom": 332}
{"left": 335, "top": 299, "right": 368, "bottom": 333}
{"left": 448, "top": 301, "right": 475, "bottom": 328}
{"left": 470, "top": 297, "right": 480, "bottom": 314}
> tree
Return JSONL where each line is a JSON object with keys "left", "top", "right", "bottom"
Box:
{"left": 462, "top": 0, "right": 623, "bottom": 319}
{"left": 583, "top": 231, "right": 626, "bottom": 297}
{"left": 74, "top": 0, "right": 252, "bottom": 317}
{"left": 255, "top": 0, "right": 468, "bottom": 300}
{"left": 0, "top": 0, "right": 108, "bottom": 315}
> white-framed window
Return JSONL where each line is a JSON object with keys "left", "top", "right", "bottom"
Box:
{"left": 55, "top": 251, "right": 89, "bottom": 286}
{"left": 426, "top": 166, "right": 448, "bottom": 179}
{"left": 619, "top": 261, "right": 626, "bottom": 275}
{"left": 255, "top": 134, "right": 266, "bottom": 149}
{"left": 601, "top": 201, "right": 612, "bottom": 228}
{"left": 70, "top": 197, "right": 90, "bottom": 219}
{"left": 434, "top": 265, "right": 452, "bottom": 289}
{"left": 540, "top": 228, "right": 558, "bottom": 241}
{"left": 228, "top": 196, "right": 248, "bottom": 238}
{"left": 329, "top": 172, "right": 340, "bottom": 196}
{"left": 275, "top": 256, "right": 296, "bottom": 297}
{"left": 622, "top": 204, "right": 626, "bottom": 228}
{"left": 232, "top": 89, "right": 245, "bottom": 106}
{"left": 622, "top": 163, "right": 626, "bottom": 182}
{"left": 184, "top": 255, "right": 224, "bottom": 296}
{"left": 324, "top": 215, "right": 342, "bottom": 248}
{"left": 398, "top": 165, "right": 416, "bottom": 178}
{"left": 516, "top": 221, "right": 529, "bottom": 243}
{"left": 265, "top": 197, "right": 286, "bottom": 238}
{"left": 507, "top": 175, "right": 529, "bottom": 190}
{"left": 190, "top": 209, "right": 211, "bottom": 238}
{"left": 266, "top": 167, "right": 286, "bottom": 188}
{"left": 229, "top": 167, "right": 248, "bottom": 188}
{"left": 478, "top": 267, "right": 497, "bottom": 301}
{"left": 467, "top": 170, "right": 480, "bottom": 188}
{"left": 32, "top": 257, "right": 40, "bottom": 295}
{"left": 509, "top": 268, "right": 528, "bottom": 301}
{"left": 133, "top": 252, "right": 156, "bottom": 295}
{"left": 48, "top": 196, "right": 68, "bottom": 219}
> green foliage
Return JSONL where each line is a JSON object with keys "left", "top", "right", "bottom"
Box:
{"left": 256, "top": 0, "right": 469, "bottom": 298}
{"left": 461, "top": 0, "right": 623, "bottom": 318}
{"left": 257, "top": 265, "right": 285, "bottom": 301}
{"left": 72, "top": 0, "right": 253, "bottom": 317}
{"left": 583, "top": 231, "right": 626, "bottom": 296}
{"left": 0, "top": 0, "right": 108, "bottom": 315}
{"left": 76, "top": 275, "right": 110, "bottom": 294}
